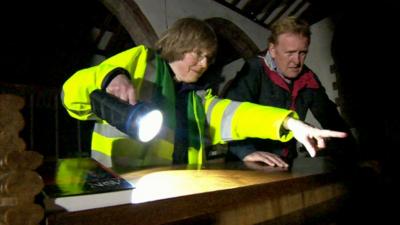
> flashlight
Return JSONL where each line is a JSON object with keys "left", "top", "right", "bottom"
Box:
{"left": 90, "top": 90, "right": 163, "bottom": 142}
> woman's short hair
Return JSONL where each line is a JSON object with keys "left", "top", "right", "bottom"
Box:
{"left": 155, "top": 17, "right": 217, "bottom": 62}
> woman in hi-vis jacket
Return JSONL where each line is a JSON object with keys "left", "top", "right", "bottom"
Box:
{"left": 61, "top": 17, "right": 347, "bottom": 168}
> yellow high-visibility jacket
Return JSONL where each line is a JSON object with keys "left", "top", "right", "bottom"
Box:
{"left": 61, "top": 45, "right": 297, "bottom": 167}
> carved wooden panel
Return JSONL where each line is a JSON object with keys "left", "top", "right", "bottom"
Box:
{"left": 0, "top": 94, "right": 44, "bottom": 225}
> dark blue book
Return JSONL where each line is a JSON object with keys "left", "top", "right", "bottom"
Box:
{"left": 40, "top": 157, "right": 135, "bottom": 212}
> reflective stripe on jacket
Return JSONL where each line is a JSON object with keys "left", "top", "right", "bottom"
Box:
{"left": 61, "top": 45, "right": 296, "bottom": 167}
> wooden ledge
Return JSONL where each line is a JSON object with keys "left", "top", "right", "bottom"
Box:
{"left": 46, "top": 157, "right": 347, "bottom": 225}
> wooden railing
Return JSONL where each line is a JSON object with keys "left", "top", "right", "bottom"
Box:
{"left": 0, "top": 82, "right": 92, "bottom": 161}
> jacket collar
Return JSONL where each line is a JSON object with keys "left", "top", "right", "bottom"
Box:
{"left": 259, "top": 51, "right": 320, "bottom": 92}
{"left": 259, "top": 52, "right": 320, "bottom": 110}
{"left": 262, "top": 51, "right": 292, "bottom": 84}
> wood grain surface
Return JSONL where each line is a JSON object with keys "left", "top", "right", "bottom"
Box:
{"left": 46, "top": 157, "right": 347, "bottom": 225}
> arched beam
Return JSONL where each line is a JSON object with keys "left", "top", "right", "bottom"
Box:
{"left": 206, "top": 17, "right": 260, "bottom": 64}
{"left": 100, "top": 0, "right": 158, "bottom": 48}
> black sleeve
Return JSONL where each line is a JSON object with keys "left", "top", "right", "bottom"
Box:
{"left": 101, "top": 67, "right": 131, "bottom": 90}
{"left": 223, "top": 58, "right": 265, "bottom": 161}
{"left": 226, "top": 139, "right": 257, "bottom": 161}
{"left": 309, "top": 77, "right": 350, "bottom": 132}
{"left": 309, "top": 76, "right": 359, "bottom": 167}
{"left": 223, "top": 58, "right": 263, "bottom": 102}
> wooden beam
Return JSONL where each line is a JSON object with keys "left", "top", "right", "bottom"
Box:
{"left": 99, "top": 0, "right": 158, "bottom": 48}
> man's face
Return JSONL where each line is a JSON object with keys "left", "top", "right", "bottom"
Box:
{"left": 269, "top": 33, "right": 309, "bottom": 79}
{"left": 169, "top": 49, "right": 213, "bottom": 83}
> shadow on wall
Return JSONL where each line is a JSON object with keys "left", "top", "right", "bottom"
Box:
{"left": 331, "top": 1, "right": 399, "bottom": 162}
{"left": 200, "top": 17, "right": 260, "bottom": 95}
{"left": 331, "top": 1, "right": 399, "bottom": 224}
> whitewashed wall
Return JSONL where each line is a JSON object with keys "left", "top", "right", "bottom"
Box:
{"left": 135, "top": 0, "right": 270, "bottom": 50}
{"left": 304, "top": 17, "right": 338, "bottom": 128}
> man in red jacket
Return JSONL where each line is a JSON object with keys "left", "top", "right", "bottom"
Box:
{"left": 224, "top": 16, "right": 357, "bottom": 167}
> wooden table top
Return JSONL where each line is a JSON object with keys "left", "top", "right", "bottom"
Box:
{"left": 118, "top": 156, "right": 334, "bottom": 203}
{"left": 45, "top": 156, "right": 343, "bottom": 225}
